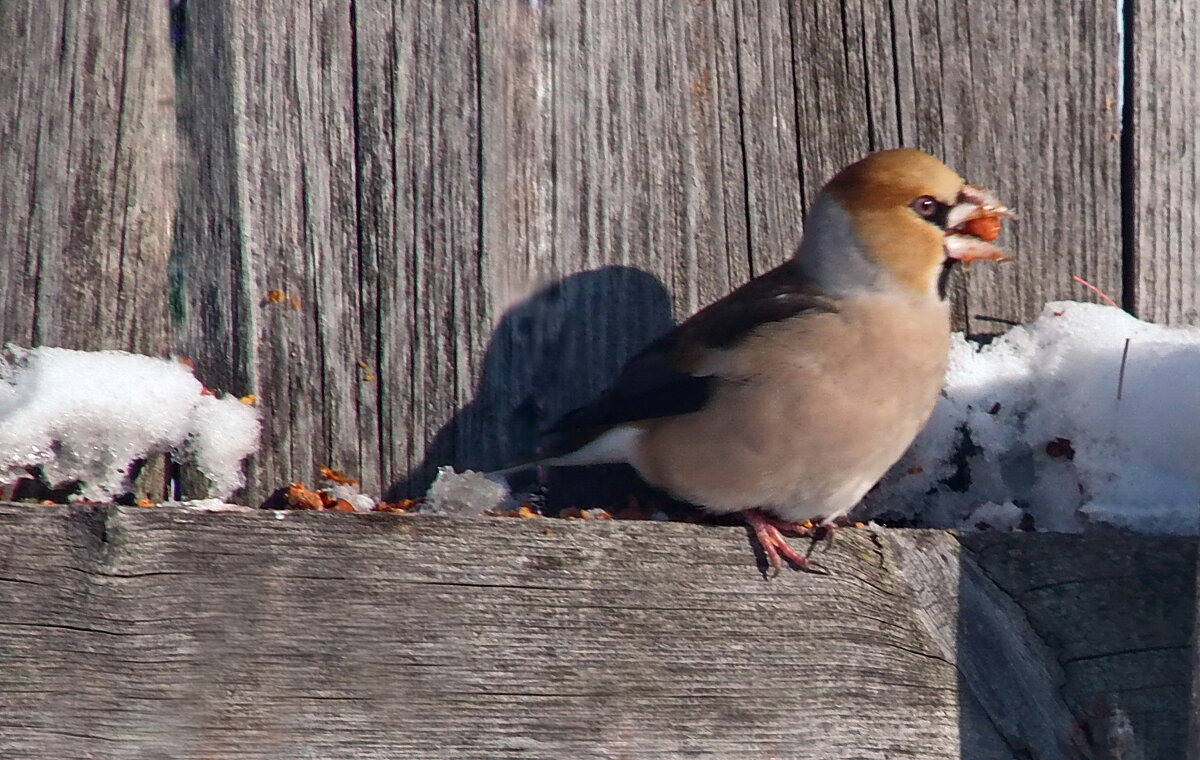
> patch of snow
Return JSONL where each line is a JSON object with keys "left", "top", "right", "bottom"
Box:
{"left": 187, "top": 394, "right": 260, "bottom": 499}
{"left": 865, "top": 301, "right": 1200, "bottom": 534}
{"left": 168, "top": 499, "right": 248, "bottom": 513}
{"left": 321, "top": 483, "right": 379, "bottom": 511}
{"left": 422, "top": 466, "right": 514, "bottom": 515}
{"left": 0, "top": 345, "right": 260, "bottom": 501}
{"left": 959, "top": 500, "right": 1024, "bottom": 532}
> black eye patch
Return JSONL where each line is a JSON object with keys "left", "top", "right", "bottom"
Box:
{"left": 911, "top": 195, "right": 951, "bottom": 229}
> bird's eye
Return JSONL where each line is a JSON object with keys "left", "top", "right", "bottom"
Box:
{"left": 912, "top": 195, "right": 940, "bottom": 219}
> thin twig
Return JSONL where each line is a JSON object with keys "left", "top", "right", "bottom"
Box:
{"left": 1072, "top": 275, "right": 1120, "bottom": 308}
{"left": 1117, "top": 338, "right": 1130, "bottom": 401}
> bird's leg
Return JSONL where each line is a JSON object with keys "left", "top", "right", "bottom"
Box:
{"left": 754, "top": 513, "right": 837, "bottom": 555}
{"left": 740, "top": 509, "right": 820, "bottom": 577}
{"left": 758, "top": 514, "right": 817, "bottom": 536}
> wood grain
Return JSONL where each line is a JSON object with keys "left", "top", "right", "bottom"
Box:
{"left": 0, "top": 503, "right": 1191, "bottom": 759}
{"left": 0, "top": 0, "right": 174, "bottom": 353}
{"left": 1127, "top": 0, "right": 1200, "bottom": 324}
{"left": 348, "top": 0, "right": 485, "bottom": 501}
{"left": 962, "top": 532, "right": 1197, "bottom": 759}
{"left": 172, "top": 0, "right": 371, "bottom": 502}
{"left": 887, "top": 0, "right": 1124, "bottom": 335}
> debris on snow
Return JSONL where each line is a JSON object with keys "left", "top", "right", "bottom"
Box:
{"left": 865, "top": 302, "right": 1200, "bottom": 534}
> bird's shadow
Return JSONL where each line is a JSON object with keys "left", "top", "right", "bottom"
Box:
{"left": 388, "top": 265, "right": 680, "bottom": 511}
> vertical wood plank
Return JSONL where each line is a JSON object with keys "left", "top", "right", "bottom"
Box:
{"left": 886, "top": 0, "right": 1123, "bottom": 334}
{"left": 729, "top": 0, "right": 806, "bottom": 275}
{"left": 789, "top": 0, "right": 879, "bottom": 203}
{"left": 1128, "top": 0, "right": 1200, "bottom": 324}
{"left": 173, "top": 0, "right": 371, "bottom": 501}
{"left": 460, "top": 0, "right": 750, "bottom": 490}
{"left": 470, "top": 1, "right": 559, "bottom": 473}
{"left": 171, "top": 0, "right": 255, "bottom": 395}
{"left": 0, "top": 0, "right": 174, "bottom": 353}
{"left": 551, "top": 1, "right": 750, "bottom": 329}
{"left": 353, "top": 1, "right": 483, "bottom": 496}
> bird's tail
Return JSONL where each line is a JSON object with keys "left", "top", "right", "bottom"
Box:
{"left": 485, "top": 459, "right": 542, "bottom": 480}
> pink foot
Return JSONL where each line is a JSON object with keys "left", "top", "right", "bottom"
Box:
{"left": 740, "top": 509, "right": 827, "bottom": 577}
{"left": 758, "top": 513, "right": 837, "bottom": 553}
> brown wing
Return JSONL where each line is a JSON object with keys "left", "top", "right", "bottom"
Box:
{"left": 541, "top": 262, "right": 836, "bottom": 457}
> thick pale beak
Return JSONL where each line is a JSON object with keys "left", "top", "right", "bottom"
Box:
{"left": 943, "top": 184, "right": 1017, "bottom": 264}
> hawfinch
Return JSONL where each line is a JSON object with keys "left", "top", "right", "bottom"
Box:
{"left": 510, "top": 149, "right": 1013, "bottom": 574}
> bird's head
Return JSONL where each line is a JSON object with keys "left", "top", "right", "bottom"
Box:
{"left": 795, "top": 148, "right": 1015, "bottom": 299}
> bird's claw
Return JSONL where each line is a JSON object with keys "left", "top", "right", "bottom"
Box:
{"left": 742, "top": 509, "right": 830, "bottom": 578}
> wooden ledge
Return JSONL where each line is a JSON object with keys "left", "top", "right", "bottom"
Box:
{"left": 0, "top": 504, "right": 1193, "bottom": 759}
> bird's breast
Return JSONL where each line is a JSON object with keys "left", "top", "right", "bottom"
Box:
{"left": 632, "top": 295, "right": 951, "bottom": 520}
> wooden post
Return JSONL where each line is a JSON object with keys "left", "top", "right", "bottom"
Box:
{"left": 1126, "top": 0, "right": 1200, "bottom": 324}
{"left": 0, "top": 0, "right": 175, "bottom": 354}
{"left": 0, "top": 504, "right": 1192, "bottom": 759}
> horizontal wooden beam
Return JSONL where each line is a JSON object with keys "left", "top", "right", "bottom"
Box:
{"left": 0, "top": 504, "right": 1191, "bottom": 759}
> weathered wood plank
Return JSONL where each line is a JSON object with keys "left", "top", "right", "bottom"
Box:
{"left": 456, "top": 1, "right": 752, "bottom": 502}
{"left": 0, "top": 504, "right": 1191, "bottom": 759}
{"left": 348, "top": 0, "right": 483, "bottom": 501}
{"left": 0, "top": 0, "right": 174, "bottom": 353}
{"left": 1128, "top": 0, "right": 1200, "bottom": 324}
{"left": 888, "top": 0, "right": 1124, "bottom": 334}
{"left": 172, "top": 0, "right": 372, "bottom": 501}
{"left": 963, "top": 532, "right": 1197, "bottom": 759}
{"left": 727, "top": 0, "right": 804, "bottom": 277}
{"left": 170, "top": 0, "right": 255, "bottom": 394}
{"left": 888, "top": 532, "right": 1082, "bottom": 758}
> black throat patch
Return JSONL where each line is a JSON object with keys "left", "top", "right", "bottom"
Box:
{"left": 937, "top": 258, "right": 958, "bottom": 300}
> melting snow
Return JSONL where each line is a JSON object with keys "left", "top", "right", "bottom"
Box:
{"left": 865, "top": 301, "right": 1200, "bottom": 534}
{"left": 0, "top": 345, "right": 260, "bottom": 501}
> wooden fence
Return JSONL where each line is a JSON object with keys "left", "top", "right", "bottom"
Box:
{"left": 2, "top": 0, "right": 1196, "bottom": 503}
{"left": 2, "top": 4, "right": 1200, "bottom": 757}
{"left": 0, "top": 504, "right": 1196, "bottom": 759}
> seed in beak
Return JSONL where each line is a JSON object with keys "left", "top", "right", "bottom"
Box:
{"left": 960, "top": 215, "right": 1002, "bottom": 242}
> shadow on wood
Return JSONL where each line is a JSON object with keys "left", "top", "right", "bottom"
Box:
{"left": 389, "top": 266, "right": 674, "bottom": 507}
{"left": 0, "top": 504, "right": 1192, "bottom": 759}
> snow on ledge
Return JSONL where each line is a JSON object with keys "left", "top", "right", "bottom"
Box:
{"left": 865, "top": 301, "right": 1200, "bottom": 535}
{"left": 0, "top": 345, "right": 261, "bottom": 501}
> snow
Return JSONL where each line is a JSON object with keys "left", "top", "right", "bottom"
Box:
{"left": 7, "top": 300, "right": 1194, "bottom": 536}
{"left": 0, "top": 345, "right": 260, "bottom": 501}
{"left": 422, "top": 466, "right": 514, "bottom": 515}
{"left": 325, "top": 483, "right": 377, "bottom": 512}
{"left": 864, "top": 301, "right": 1200, "bottom": 534}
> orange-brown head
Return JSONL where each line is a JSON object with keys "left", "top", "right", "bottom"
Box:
{"left": 796, "top": 149, "right": 1014, "bottom": 298}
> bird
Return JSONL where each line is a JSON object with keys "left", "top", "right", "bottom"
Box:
{"left": 501, "top": 149, "right": 1014, "bottom": 575}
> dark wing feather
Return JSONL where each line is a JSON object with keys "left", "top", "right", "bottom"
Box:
{"left": 542, "top": 262, "right": 836, "bottom": 456}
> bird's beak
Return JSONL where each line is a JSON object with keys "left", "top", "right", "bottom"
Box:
{"left": 943, "top": 185, "right": 1017, "bottom": 264}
